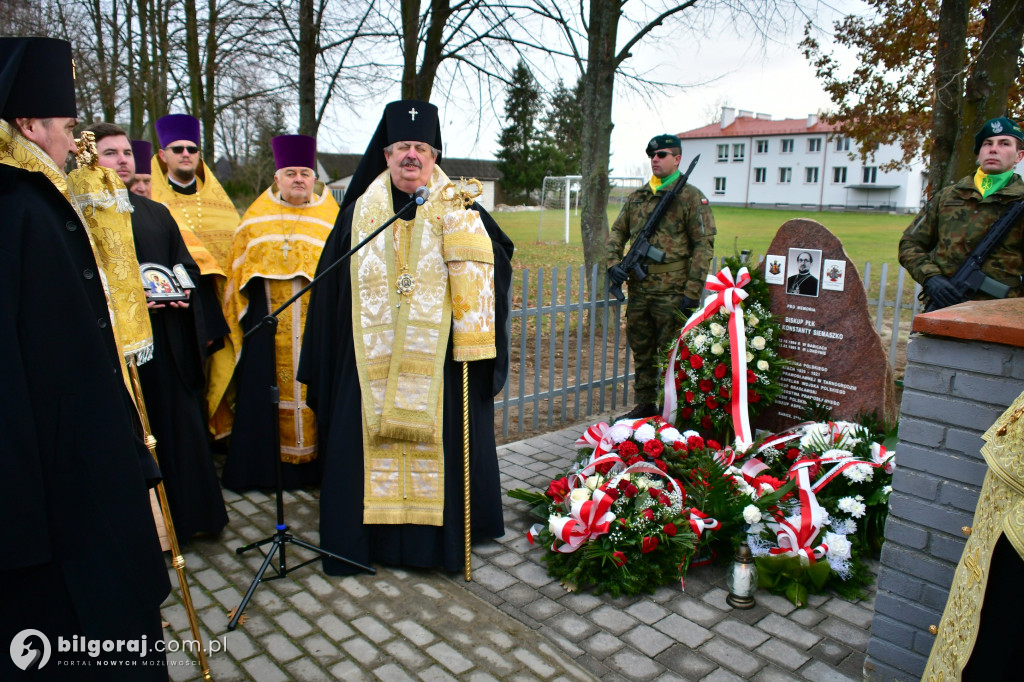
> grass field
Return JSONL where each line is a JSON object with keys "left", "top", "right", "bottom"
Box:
{"left": 492, "top": 205, "right": 916, "bottom": 275}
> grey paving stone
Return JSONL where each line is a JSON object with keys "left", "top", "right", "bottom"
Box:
{"left": 241, "top": 654, "right": 290, "bottom": 682}
{"left": 756, "top": 592, "right": 798, "bottom": 615}
{"left": 221, "top": 630, "right": 257, "bottom": 661}
{"left": 484, "top": 628, "right": 516, "bottom": 651}
{"left": 583, "top": 632, "right": 626, "bottom": 657}
{"left": 788, "top": 606, "right": 826, "bottom": 627}
{"left": 668, "top": 594, "right": 728, "bottom": 627}
{"left": 522, "top": 595, "right": 563, "bottom": 621}
{"left": 654, "top": 643, "right": 717, "bottom": 679}
{"left": 393, "top": 619, "right": 436, "bottom": 647}
{"left": 625, "top": 601, "right": 670, "bottom": 624}
{"left": 471, "top": 565, "right": 519, "bottom": 591}
{"left": 606, "top": 647, "right": 666, "bottom": 681}
{"left": 499, "top": 582, "right": 546, "bottom": 607}
{"left": 316, "top": 613, "right": 355, "bottom": 641}
{"left": 756, "top": 613, "right": 823, "bottom": 650}
{"left": 339, "top": 576, "right": 372, "bottom": 598}
{"left": 352, "top": 615, "right": 394, "bottom": 644}
{"left": 511, "top": 560, "right": 557, "bottom": 587}
{"left": 699, "top": 636, "right": 765, "bottom": 677}
{"left": 512, "top": 647, "right": 559, "bottom": 678}
{"left": 261, "top": 632, "right": 303, "bottom": 662}
{"left": 808, "top": 639, "right": 855, "bottom": 666}
{"left": 712, "top": 618, "right": 771, "bottom": 647}
{"left": 548, "top": 611, "right": 599, "bottom": 639}
{"left": 818, "top": 616, "right": 870, "bottom": 649}
{"left": 425, "top": 642, "right": 474, "bottom": 675}
{"left": 699, "top": 587, "right": 731, "bottom": 612}
{"left": 586, "top": 604, "right": 638, "bottom": 635}
{"left": 471, "top": 645, "right": 517, "bottom": 676}
{"left": 418, "top": 663, "right": 460, "bottom": 681}
{"left": 302, "top": 633, "right": 341, "bottom": 661}
{"left": 342, "top": 636, "right": 381, "bottom": 666}
{"left": 751, "top": 668, "right": 797, "bottom": 682}
{"left": 700, "top": 668, "right": 746, "bottom": 682}
{"left": 330, "top": 659, "right": 369, "bottom": 681}
{"left": 372, "top": 663, "right": 418, "bottom": 682}
{"left": 284, "top": 657, "right": 333, "bottom": 681}
{"left": 622, "top": 624, "right": 674, "bottom": 657}
{"left": 755, "top": 638, "right": 811, "bottom": 671}
{"left": 273, "top": 610, "right": 314, "bottom": 638}
{"left": 821, "top": 598, "right": 875, "bottom": 629}
{"left": 799, "top": 660, "right": 859, "bottom": 682}
{"left": 557, "top": 591, "right": 604, "bottom": 614}
{"left": 301, "top": 573, "right": 336, "bottom": 597}
{"left": 287, "top": 589, "right": 327, "bottom": 616}
{"left": 652, "top": 613, "right": 714, "bottom": 648}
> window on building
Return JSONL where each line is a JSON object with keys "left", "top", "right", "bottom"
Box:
{"left": 781, "top": 139, "right": 794, "bottom": 153}
{"left": 805, "top": 167, "right": 819, "bottom": 183}
{"left": 756, "top": 139, "right": 768, "bottom": 154}
{"left": 779, "top": 167, "right": 792, "bottom": 183}
{"left": 754, "top": 167, "right": 767, "bottom": 183}
{"left": 862, "top": 166, "right": 877, "bottom": 184}
{"left": 717, "top": 144, "right": 729, "bottom": 162}
{"left": 835, "top": 136, "right": 850, "bottom": 152}
{"left": 833, "top": 166, "right": 847, "bottom": 183}
{"left": 808, "top": 138, "right": 822, "bottom": 153}
{"left": 732, "top": 143, "right": 745, "bottom": 162}
{"left": 714, "top": 177, "right": 726, "bottom": 194}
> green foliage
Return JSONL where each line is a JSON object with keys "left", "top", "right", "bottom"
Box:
{"left": 757, "top": 555, "right": 831, "bottom": 608}
{"left": 533, "top": 78, "right": 583, "bottom": 178}
{"left": 495, "top": 60, "right": 546, "bottom": 203}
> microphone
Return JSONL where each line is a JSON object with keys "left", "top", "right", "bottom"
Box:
{"left": 414, "top": 186, "right": 429, "bottom": 205}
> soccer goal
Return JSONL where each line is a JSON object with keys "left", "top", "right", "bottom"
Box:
{"left": 536, "top": 175, "right": 645, "bottom": 243}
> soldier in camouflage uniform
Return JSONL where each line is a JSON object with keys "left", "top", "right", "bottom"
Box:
{"left": 606, "top": 134, "right": 716, "bottom": 420}
{"left": 899, "top": 116, "right": 1024, "bottom": 309}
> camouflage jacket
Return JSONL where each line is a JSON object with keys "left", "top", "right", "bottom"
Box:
{"left": 605, "top": 182, "right": 716, "bottom": 299}
{"left": 899, "top": 173, "right": 1024, "bottom": 299}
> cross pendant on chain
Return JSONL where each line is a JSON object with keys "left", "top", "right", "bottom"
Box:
{"left": 280, "top": 240, "right": 291, "bottom": 258}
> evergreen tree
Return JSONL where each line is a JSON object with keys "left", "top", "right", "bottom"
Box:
{"left": 495, "top": 60, "right": 545, "bottom": 203}
{"left": 536, "top": 77, "right": 584, "bottom": 178}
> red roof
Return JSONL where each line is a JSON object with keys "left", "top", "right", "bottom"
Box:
{"left": 677, "top": 116, "right": 841, "bottom": 139}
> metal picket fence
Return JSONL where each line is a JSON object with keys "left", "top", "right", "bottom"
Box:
{"left": 494, "top": 258, "right": 924, "bottom": 439}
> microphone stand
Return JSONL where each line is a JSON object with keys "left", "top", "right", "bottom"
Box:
{"left": 227, "top": 189, "right": 428, "bottom": 630}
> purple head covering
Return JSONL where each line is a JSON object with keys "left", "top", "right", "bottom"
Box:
{"left": 272, "top": 134, "right": 316, "bottom": 170}
{"left": 155, "top": 114, "right": 200, "bottom": 148}
{"left": 131, "top": 139, "right": 152, "bottom": 174}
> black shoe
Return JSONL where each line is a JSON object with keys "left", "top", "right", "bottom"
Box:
{"left": 614, "top": 403, "right": 658, "bottom": 422}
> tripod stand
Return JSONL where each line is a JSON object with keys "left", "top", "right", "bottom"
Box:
{"left": 227, "top": 187, "right": 430, "bottom": 631}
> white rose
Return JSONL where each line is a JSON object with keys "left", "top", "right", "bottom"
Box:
{"left": 694, "top": 334, "right": 708, "bottom": 346}
{"left": 747, "top": 314, "right": 759, "bottom": 327}
{"left": 569, "top": 488, "right": 591, "bottom": 504}
{"left": 757, "top": 360, "right": 769, "bottom": 372}
{"left": 824, "top": 532, "right": 852, "bottom": 560}
{"left": 548, "top": 514, "right": 564, "bottom": 534}
{"left": 636, "top": 477, "right": 650, "bottom": 490}
{"left": 751, "top": 336, "right": 766, "bottom": 350}
{"left": 746, "top": 352, "right": 754, "bottom": 363}
{"left": 634, "top": 424, "right": 656, "bottom": 442}
{"left": 742, "top": 505, "right": 762, "bottom": 524}
{"left": 585, "top": 475, "right": 603, "bottom": 490}
{"left": 710, "top": 322, "right": 726, "bottom": 337}
{"left": 711, "top": 343, "right": 725, "bottom": 356}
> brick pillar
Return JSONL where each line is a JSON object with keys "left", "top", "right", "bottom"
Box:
{"left": 865, "top": 299, "right": 1024, "bottom": 680}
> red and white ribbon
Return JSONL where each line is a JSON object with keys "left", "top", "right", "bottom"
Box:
{"left": 575, "top": 422, "right": 613, "bottom": 458}
{"left": 548, "top": 486, "right": 618, "bottom": 554}
{"left": 767, "top": 464, "right": 827, "bottom": 563}
{"left": 686, "top": 508, "right": 721, "bottom": 539}
{"left": 871, "top": 442, "right": 895, "bottom": 474}
{"left": 662, "top": 267, "right": 752, "bottom": 448}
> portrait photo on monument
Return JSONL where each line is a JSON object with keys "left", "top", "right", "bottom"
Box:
{"left": 786, "top": 248, "right": 821, "bottom": 297}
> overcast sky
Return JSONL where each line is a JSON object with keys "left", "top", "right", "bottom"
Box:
{"left": 317, "top": 1, "right": 866, "bottom": 177}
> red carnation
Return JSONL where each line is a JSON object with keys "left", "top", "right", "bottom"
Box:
{"left": 642, "top": 508, "right": 655, "bottom": 521}
{"left": 642, "top": 536, "right": 659, "bottom": 553}
{"left": 747, "top": 369, "right": 757, "bottom": 383}
{"left": 701, "top": 416, "right": 713, "bottom": 430}
{"left": 698, "top": 379, "right": 713, "bottom": 393}
{"left": 680, "top": 407, "right": 694, "bottom": 420}
{"left": 663, "top": 522, "right": 677, "bottom": 537}
{"left": 686, "top": 435, "right": 705, "bottom": 450}
{"left": 643, "top": 439, "right": 664, "bottom": 457}
{"left": 546, "top": 477, "right": 571, "bottom": 503}
{"left": 612, "top": 551, "right": 627, "bottom": 566}
{"left": 675, "top": 375, "right": 682, "bottom": 390}
{"left": 714, "top": 364, "right": 727, "bottom": 379}
{"left": 602, "top": 486, "right": 620, "bottom": 501}
{"left": 678, "top": 347, "right": 691, "bottom": 361}
{"left": 596, "top": 461, "right": 614, "bottom": 475}
{"left": 624, "top": 483, "right": 639, "bottom": 498}
{"left": 685, "top": 390, "right": 695, "bottom": 402}
{"left": 617, "top": 479, "right": 630, "bottom": 491}
{"left": 748, "top": 391, "right": 761, "bottom": 403}
{"left": 655, "top": 459, "right": 668, "bottom": 472}
{"left": 627, "top": 455, "right": 643, "bottom": 466}
{"left": 705, "top": 396, "right": 718, "bottom": 409}
{"left": 707, "top": 439, "right": 721, "bottom": 450}
{"left": 672, "top": 440, "right": 687, "bottom": 453}
{"left": 618, "top": 441, "right": 639, "bottom": 458}
{"left": 689, "top": 355, "right": 704, "bottom": 369}
{"left": 719, "top": 386, "right": 730, "bottom": 399}
{"left": 786, "top": 447, "right": 801, "bottom": 460}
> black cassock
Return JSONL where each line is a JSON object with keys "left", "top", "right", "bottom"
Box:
{"left": 298, "top": 194, "right": 514, "bottom": 574}
{"left": 0, "top": 165, "right": 170, "bottom": 679}
{"left": 130, "top": 193, "right": 229, "bottom": 540}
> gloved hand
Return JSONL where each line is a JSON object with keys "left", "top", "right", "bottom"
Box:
{"left": 607, "top": 264, "right": 629, "bottom": 286}
{"left": 923, "top": 275, "right": 965, "bottom": 309}
{"left": 679, "top": 296, "right": 699, "bottom": 315}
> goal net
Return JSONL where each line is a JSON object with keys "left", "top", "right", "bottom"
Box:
{"left": 536, "top": 175, "right": 645, "bottom": 243}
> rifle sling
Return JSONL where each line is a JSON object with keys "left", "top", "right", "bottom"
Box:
{"left": 646, "top": 260, "right": 688, "bottom": 274}
{"left": 965, "top": 198, "right": 1024, "bottom": 269}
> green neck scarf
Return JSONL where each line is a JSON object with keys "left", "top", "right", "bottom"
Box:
{"left": 649, "top": 169, "right": 681, "bottom": 193}
{"left": 974, "top": 167, "right": 1015, "bottom": 198}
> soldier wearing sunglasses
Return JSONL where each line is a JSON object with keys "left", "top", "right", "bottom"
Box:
{"left": 606, "top": 134, "right": 716, "bottom": 422}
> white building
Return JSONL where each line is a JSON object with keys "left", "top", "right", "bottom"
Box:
{"left": 676, "top": 107, "right": 927, "bottom": 212}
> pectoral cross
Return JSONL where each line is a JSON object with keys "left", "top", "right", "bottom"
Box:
{"left": 280, "top": 240, "right": 291, "bottom": 258}
{"left": 409, "top": 107, "right": 418, "bottom": 121}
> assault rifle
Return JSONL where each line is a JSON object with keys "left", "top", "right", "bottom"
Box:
{"left": 608, "top": 155, "right": 700, "bottom": 302}
{"left": 921, "top": 199, "right": 1024, "bottom": 312}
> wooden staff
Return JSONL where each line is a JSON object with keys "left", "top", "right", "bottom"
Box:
{"left": 128, "top": 363, "right": 212, "bottom": 680}
{"left": 463, "top": 361, "right": 472, "bottom": 581}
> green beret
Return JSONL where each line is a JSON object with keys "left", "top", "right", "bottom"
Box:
{"left": 974, "top": 116, "right": 1023, "bottom": 154}
{"left": 646, "top": 134, "right": 681, "bottom": 155}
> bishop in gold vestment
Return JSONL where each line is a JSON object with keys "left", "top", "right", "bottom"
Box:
{"left": 221, "top": 134, "right": 337, "bottom": 491}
